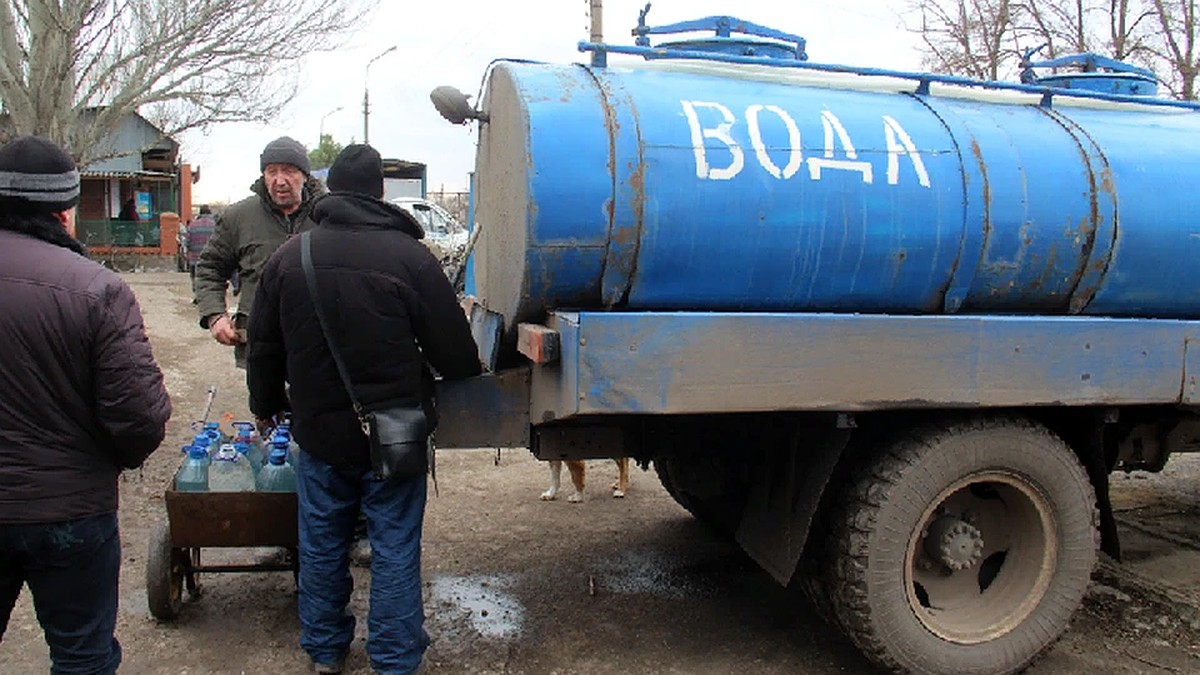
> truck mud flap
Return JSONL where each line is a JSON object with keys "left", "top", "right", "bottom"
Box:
{"left": 736, "top": 425, "right": 851, "bottom": 585}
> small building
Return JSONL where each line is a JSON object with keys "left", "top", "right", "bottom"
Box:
{"left": 76, "top": 111, "right": 185, "bottom": 251}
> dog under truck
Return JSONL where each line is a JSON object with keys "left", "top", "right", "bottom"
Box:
{"left": 429, "top": 10, "right": 1200, "bottom": 674}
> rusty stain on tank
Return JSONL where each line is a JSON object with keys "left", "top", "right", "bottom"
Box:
{"left": 970, "top": 138, "right": 992, "bottom": 242}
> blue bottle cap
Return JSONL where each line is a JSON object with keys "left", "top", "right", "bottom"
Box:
{"left": 268, "top": 448, "right": 288, "bottom": 465}
{"left": 188, "top": 445, "right": 209, "bottom": 460}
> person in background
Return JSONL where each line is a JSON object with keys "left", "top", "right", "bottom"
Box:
{"left": 246, "top": 144, "right": 481, "bottom": 675}
{"left": 118, "top": 194, "right": 139, "bottom": 221}
{"left": 185, "top": 204, "right": 216, "bottom": 279}
{"left": 0, "top": 135, "right": 172, "bottom": 673}
{"left": 192, "top": 136, "right": 325, "bottom": 369}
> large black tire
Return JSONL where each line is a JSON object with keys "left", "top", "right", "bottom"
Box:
{"left": 827, "top": 418, "right": 1098, "bottom": 675}
{"left": 146, "top": 521, "right": 184, "bottom": 621}
{"left": 653, "top": 456, "right": 748, "bottom": 537}
{"left": 794, "top": 522, "right": 841, "bottom": 628}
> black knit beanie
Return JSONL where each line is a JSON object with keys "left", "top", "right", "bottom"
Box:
{"left": 0, "top": 136, "right": 80, "bottom": 213}
{"left": 260, "top": 136, "right": 310, "bottom": 175}
{"left": 326, "top": 144, "right": 384, "bottom": 199}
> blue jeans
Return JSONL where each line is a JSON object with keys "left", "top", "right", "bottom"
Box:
{"left": 295, "top": 451, "right": 429, "bottom": 674}
{"left": 0, "top": 512, "right": 122, "bottom": 675}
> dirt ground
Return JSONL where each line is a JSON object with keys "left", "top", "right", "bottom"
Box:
{"left": 5, "top": 270, "right": 1200, "bottom": 674}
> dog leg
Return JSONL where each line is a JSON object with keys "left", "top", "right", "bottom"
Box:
{"left": 566, "top": 460, "right": 586, "bottom": 503}
{"left": 540, "top": 460, "right": 562, "bottom": 501}
{"left": 611, "top": 457, "right": 629, "bottom": 498}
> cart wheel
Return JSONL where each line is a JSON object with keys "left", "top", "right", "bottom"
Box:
{"left": 146, "top": 521, "right": 184, "bottom": 620}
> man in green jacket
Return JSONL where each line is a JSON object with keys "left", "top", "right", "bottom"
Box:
{"left": 194, "top": 136, "right": 327, "bottom": 368}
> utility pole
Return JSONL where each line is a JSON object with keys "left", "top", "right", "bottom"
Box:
{"left": 363, "top": 46, "right": 397, "bottom": 145}
{"left": 590, "top": 0, "right": 603, "bottom": 43}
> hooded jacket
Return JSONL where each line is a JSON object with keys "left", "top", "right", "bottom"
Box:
{"left": 246, "top": 193, "right": 481, "bottom": 468}
{"left": 0, "top": 227, "right": 171, "bottom": 523}
{"left": 193, "top": 175, "right": 327, "bottom": 325}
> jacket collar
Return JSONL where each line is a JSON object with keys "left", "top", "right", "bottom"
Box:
{"left": 312, "top": 192, "right": 425, "bottom": 239}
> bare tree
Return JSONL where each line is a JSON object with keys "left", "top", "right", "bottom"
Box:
{"left": 1149, "top": 0, "right": 1200, "bottom": 98}
{"left": 1014, "top": 0, "right": 1097, "bottom": 56}
{"left": 1108, "top": 0, "right": 1160, "bottom": 59}
{"left": 910, "top": 0, "right": 1018, "bottom": 79}
{"left": 909, "top": 0, "right": 1189, "bottom": 96}
{"left": 1012, "top": 0, "right": 1157, "bottom": 60}
{"left": 0, "top": 0, "right": 375, "bottom": 165}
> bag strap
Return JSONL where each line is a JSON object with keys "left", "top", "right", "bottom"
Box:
{"left": 301, "top": 231, "right": 370, "bottom": 435}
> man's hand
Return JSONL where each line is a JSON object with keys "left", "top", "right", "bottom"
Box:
{"left": 207, "top": 314, "right": 244, "bottom": 346}
{"left": 256, "top": 414, "right": 283, "bottom": 438}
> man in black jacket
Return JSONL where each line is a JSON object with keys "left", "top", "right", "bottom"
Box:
{"left": 247, "top": 144, "right": 480, "bottom": 675}
{"left": 0, "top": 136, "right": 172, "bottom": 673}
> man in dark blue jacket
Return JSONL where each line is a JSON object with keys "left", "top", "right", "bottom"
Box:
{"left": 0, "top": 136, "right": 171, "bottom": 673}
{"left": 247, "top": 144, "right": 480, "bottom": 674}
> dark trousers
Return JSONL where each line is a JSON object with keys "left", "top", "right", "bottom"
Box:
{"left": 0, "top": 512, "right": 122, "bottom": 674}
{"left": 295, "top": 452, "right": 429, "bottom": 674}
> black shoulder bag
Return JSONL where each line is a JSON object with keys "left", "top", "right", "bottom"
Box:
{"left": 301, "top": 231, "right": 430, "bottom": 481}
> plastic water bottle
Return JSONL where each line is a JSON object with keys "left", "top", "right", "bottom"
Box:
{"left": 268, "top": 436, "right": 294, "bottom": 469}
{"left": 191, "top": 433, "right": 213, "bottom": 458}
{"left": 257, "top": 447, "right": 297, "bottom": 492}
{"left": 232, "top": 421, "right": 259, "bottom": 448}
{"left": 208, "top": 444, "right": 256, "bottom": 492}
{"left": 203, "top": 421, "right": 231, "bottom": 446}
{"left": 275, "top": 426, "right": 301, "bottom": 465}
{"left": 236, "top": 440, "right": 264, "bottom": 471}
{"left": 176, "top": 445, "right": 211, "bottom": 492}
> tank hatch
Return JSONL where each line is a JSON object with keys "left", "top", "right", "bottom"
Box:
{"left": 632, "top": 4, "right": 807, "bottom": 62}
{"left": 1020, "top": 50, "right": 1159, "bottom": 97}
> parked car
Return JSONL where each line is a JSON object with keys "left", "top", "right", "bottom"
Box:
{"left": 390, "top": 197, "right": 468, "bottom": 248}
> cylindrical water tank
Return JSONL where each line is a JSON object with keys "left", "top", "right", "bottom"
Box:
{"left": 469, "top": 57, "right": 1200, "bottom": 330}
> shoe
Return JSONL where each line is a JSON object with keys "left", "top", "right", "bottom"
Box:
{"left": 313, "top": 657, "right": 345, "bottom": 674}
{"left": 350, "top": 538, "right": 372, "bottom": 568}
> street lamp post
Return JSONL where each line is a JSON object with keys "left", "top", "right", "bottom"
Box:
{"left": 319, "top": 106, "right": 344, "bottom": 145}
{"left": 363, "top": 46, "right": 397, "bottom": 144}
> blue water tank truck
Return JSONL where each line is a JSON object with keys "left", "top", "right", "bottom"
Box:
{"left": 429, "top": 8, "right": 1200, "bottom": 673}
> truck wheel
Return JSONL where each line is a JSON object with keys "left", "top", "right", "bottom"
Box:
{"left": 653, "top": 456, "right": 747, "bottom": 537}
{"left": 146, "top": 521, "right": 185, "bottom": 621}
{"left": 828, "top": 418, "right": 1098, "bottom": 675}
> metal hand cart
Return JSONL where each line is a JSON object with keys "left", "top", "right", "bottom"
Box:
{"left": 146, "top": 390, "right": 298, "bottom": 621}
{"left": 146, "top": 480, "right": 298, "bottom": 621}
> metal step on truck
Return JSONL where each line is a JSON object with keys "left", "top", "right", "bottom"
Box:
{"left": 428, "top": 6, "right": 1200, "bottom": 674}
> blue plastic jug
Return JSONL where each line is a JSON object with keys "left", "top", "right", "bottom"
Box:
{"left": 209, "top": 444, "right": 256, "bottom": 492}
{"left": 191, "top": 434, "right": 213, "bottom": 458}
{"left": 273, "top": 428, "right": 300, "bottom": 466}
{"left": 176, "top": 445, "right": 211, "bottom": 492}
{"left": 257, "top": 447, "right": 297, "bottom": 492}
{"left": 235, "top": 440, "right": 264, "bottom": 471}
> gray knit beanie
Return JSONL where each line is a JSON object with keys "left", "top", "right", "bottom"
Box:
{"left": 0, "top": 136, "right": 80, "bottom": 213}
{"left": 260, "top": 136, "right": 310, "bottom": 175}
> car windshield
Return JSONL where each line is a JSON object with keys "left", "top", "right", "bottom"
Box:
{"left": 404, "top": 202, "right": 451, "bottom": 236}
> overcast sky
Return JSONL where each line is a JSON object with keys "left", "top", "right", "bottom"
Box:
{"left": 184, "top": 0, "right": 923, "bottom": 204}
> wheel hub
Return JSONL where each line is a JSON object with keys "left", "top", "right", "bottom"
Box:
{"left": 924, "top": 515, "right": 984, "bottom": 571}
